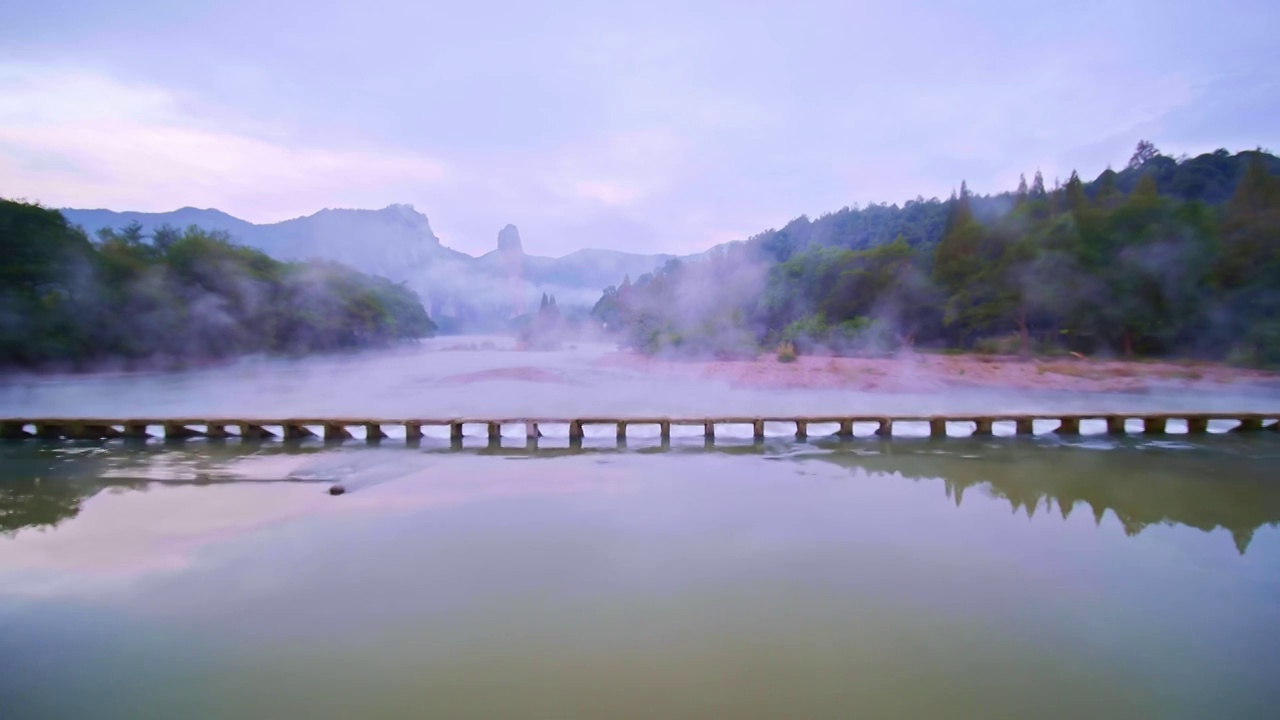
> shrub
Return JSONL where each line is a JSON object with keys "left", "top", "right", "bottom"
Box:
{"left": 781, "top": 315, "right": 828, "bottom": 352}
{"left": 776, "top": 341, "right": 798, "bottom": 363}
{"left": 973, "top": 333, "right": 1023, "bottom": 355}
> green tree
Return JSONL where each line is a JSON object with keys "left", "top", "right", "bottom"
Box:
{"left": 0, "top": 200, "right": 436, "bottom": 370}
{"left": 1128, "top": 140, "right": 1159, "bottom": 170}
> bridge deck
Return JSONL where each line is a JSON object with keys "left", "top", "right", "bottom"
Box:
{"left": 1, "top": 413, "right": 1277, "bottom": 441}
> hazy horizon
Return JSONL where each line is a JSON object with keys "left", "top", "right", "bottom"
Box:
{"left": 54, "top": 203, "right": 678, "bottom": 260}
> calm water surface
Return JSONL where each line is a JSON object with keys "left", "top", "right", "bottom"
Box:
{"left": 3, "top": 436, "right": 1280, "bottom": 719}
{"left": 2, "top": 342, "right": 1280, "bottom": 718}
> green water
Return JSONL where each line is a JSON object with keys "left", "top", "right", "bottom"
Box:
{"left": 2, "top": 436, "right": 1279, "bottom": 719}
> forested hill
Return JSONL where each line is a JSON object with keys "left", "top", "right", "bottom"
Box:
{"left": 0, "top": 199, "right": 436, "bottom": 371}
{"left": 750, "top": 144, "right": 1280, "bottom": 263}
{"left": 593, "top": 143, "right": 1280, "bottom": 366}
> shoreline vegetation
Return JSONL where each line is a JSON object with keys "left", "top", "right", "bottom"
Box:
{"left": 592, "top": 142, "right": 1280, "bottom": 369}
{"left": 1, "top": 199, "right": 436, "bottom": 372}
{"left": 596, "top": 350, "right": 1280, "bottom": 394}
{"left": 7, "top": 141, "right": 1280, "bottom": 379}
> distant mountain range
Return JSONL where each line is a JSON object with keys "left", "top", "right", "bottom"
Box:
{"left": 60, "top": 204, "right": 674, "bottom": 330}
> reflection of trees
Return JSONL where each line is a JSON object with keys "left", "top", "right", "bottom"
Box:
{"left": 811, "top": 439, "right": 1280, "bottom": 554}
{"left": 426, "top": 439, "right": 1280, "bottom": 554}
{"left": 0, "top": 476, "right": 100, "bottom": 535}
{"left": 0, "top": 442, "right": 329, "bottom": 536}
{"left": 6, "top": 437, "right": 1279, "bottom": 553}
{"left": 0, "top": 446, "right": 148, "bottom": 535}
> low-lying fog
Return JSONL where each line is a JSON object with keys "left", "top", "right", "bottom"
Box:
{"left": 3, "top": 337, "right": 1278, "bottom": 427}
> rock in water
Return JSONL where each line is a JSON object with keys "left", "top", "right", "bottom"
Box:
{"left": 328, "top": 484, "right": 346, "bottom": 496}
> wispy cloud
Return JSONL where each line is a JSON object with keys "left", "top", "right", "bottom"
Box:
{"left": 0, "top": 64, "right": 449, "bottom": 219}
{"left": 2, "top": 0, "right": 1278, "bottom": 256}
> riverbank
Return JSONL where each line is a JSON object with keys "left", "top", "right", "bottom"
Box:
{"left": 597, "top": 351, "right": 1280, "bottom": 394}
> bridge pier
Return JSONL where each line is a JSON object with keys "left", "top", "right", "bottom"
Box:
{"left": 753, "top": 419, "right": 765, "bottom": 439}
{"left": 122, "top": 422, "right": 150, "bottom": 439}
{"left": 405, "top": 422, "right": 423, "bottom": 441}
{"left": 795, "top": 420, "right": 807, "bottom": 439}
{"left": 569, "top": 421, "right": 584, "bottom": 442}
{"left": 324, "top": 423, "right": 352, "bottom": 441}
{"left": 283, "top": 423, "right": 314, "bottom": 440}
{"left": 617, "top": 421, "right": 627, "bottom": 442}
{"left": 164, "top": 422, "right": 204, "bottom": 440}
{"left": 973, "top": 418, "right": 993, "bottom": 436}
{"left": 1186, "top": 417, "right": 1209, "bottom": 434}
{"left": 364, "top": 423, "right": 388, "bottom": 442}
{"left": 929, "top": 418, "right": 947, "bottom": 438}
{"left": 206, "top": 423, "right": 230, "bottom": 439}
{"left": 1143, "top": 416, "right": 1167, "bottom": 434}
{"left": 1106, "top": 416, "right": 1126, "bottom": 434}
{"left": 35, "top": 422, "right": 64, "bottom": 440}
{"left": 0, "top": 421, "right": 31, "bottom": 439}
{"left": 837, "top": 419, "right": 854, "bottom": 438}
{"left": 876, "top": 418, "right": 892, "bottom": 437}
{"left": 238, "top": 423, "right": 274, "bottom": 440}
{"left": 67, "top": 423, "right": 120, "bottom": 440}
{"left": 1056, "top": 417, "right": 1081, "bottom": 435}
{"left": 1234, "top": 418, "right": 1265, "bottom": 432}
{"left": 659, "top": 420, "right": 671, "bottom": 441}
{"left": 703, "top": 421, "right": 715, "bottom": 440}
{"left": 487, "top": 422, "right": 501, "bottom": 443}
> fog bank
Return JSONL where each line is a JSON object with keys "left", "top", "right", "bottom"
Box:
{"left": 3, "top": 337, "right": 1279, "bottom": 421}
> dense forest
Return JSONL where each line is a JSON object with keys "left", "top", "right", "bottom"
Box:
{"left": 1, "top": 199, "right": 435, "bottom": 371}
{"left": 594, "top": 144, "right": 1280, "bottom": 366}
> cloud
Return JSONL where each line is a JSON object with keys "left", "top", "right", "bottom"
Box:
{"left": 0, "top": 64, "right": 449, "bottom": 220}
{"left": 3, "top": 0, "right": 1279, "bottom": 257}
{"left": 547, "top": 130, "right": 691, "bottom": 208}
{"left": 573, "top": 180, "right": 642, "bottom": 207}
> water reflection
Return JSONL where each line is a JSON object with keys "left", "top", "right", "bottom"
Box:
{"left": 0, "top": 443, "right": 332, "bottom": 536}
{"left": 802, "top": 439, "right": 1280, "bottom": 554}
{"left": 3, "top": 436, "right": 1279, "bottom": 552}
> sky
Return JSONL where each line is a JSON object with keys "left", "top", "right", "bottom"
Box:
{"left": 2, "top": 0, "right": 1279, "bottom": 257}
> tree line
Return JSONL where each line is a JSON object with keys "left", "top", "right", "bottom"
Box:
{"left": 1, "top": 199, "right": 436, "bottom": 371}
{"left": 593, "top": 144, "right": 1280, "bottom": 366}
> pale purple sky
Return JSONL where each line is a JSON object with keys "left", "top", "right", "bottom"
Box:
{"left": 2, "top": 0, "right": 1278, "bottom": 255}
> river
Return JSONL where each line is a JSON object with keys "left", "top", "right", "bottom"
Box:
{"left": 2, "top": 339, "right": 1279, "bottom": 719}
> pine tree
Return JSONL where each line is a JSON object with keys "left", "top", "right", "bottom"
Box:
{"left": 933, "top": 181, "right": 986, "bottom": 341}
{"left": 1030, "top": 170, "right": 1047, "bottom": 197}
{"left": 1065, "top": 171, "right": 1087, "bottom": 214}
{"left": 942, "top": 183, "right": 975, "bottom": 234}
{"left": 1220, "top": 158, "right": 1280, "bottom": 288}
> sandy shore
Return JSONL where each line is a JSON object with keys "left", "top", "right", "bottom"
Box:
{"left": 597, "top": 352, "right": 1280, "bottom": 394}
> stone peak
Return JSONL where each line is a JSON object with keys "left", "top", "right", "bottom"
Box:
{"left": 497, "top": 224, "right": 523, "bottom": 253}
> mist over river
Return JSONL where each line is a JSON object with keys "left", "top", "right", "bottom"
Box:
{"left": 4, "top": 336, "right": 1280, "bottom": 419}
{"left": 3, "top": 339, "right": 1280, "bottom": 719}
